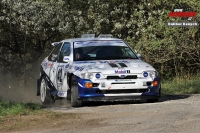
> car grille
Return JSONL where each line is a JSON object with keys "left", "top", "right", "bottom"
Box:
{"left": 93, "top": 83, "right": 100, "bottom": 87}
{"left": 106, "top": 75, "right": 137, "bottom": 79}
{"left": 111, "top": 82, "right": 135, "bottom": 84}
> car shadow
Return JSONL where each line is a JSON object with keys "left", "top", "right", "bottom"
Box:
{"left": 83, "top": 100, "right": 138, "bottom": 107}
{"left": 43, "top": 94, "right": 192, "bottom": 109}
{"left": 82, "top": 94, "right": 192, "bottom": 107}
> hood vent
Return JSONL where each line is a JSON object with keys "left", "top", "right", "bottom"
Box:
{"left": 118, "top": 63, "right": 127, "bottom": 67}
{"left": 108, "top": 63, "right": 118, "bottom": 67}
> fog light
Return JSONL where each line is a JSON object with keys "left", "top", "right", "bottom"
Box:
{"left": 85, "top": 82, "right": 93, "bottom": 88}
{"left": 152, "top": 81, "right": 158, "bottom": 86}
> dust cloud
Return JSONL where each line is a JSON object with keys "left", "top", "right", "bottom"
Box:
{"left": 0, "top": 77, "right": 41, "bottom": 103}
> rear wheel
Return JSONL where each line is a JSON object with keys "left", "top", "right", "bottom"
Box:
{"left": 40, "top": 77, "right": 55, "bottom": 105}
{"left": 71, "top": 76, "right": 83, "bottom": 107}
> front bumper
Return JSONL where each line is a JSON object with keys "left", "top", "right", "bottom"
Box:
{"left": 77, "top": 77, "right": 160, "bottom": 101}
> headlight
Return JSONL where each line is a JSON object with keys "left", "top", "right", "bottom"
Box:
{"left": 87, "top": 73, "right": 94, "bottom": 79}
{"left": 149, "top": 71, "right": 156, "bottom": 78}
{"left": 82, "top": 72, "right": 103, "bottom": 79}
{"left": 143, "top": 71, "right": 158, "bottom": 79}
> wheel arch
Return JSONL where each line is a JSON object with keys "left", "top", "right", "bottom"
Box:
{"left": 68, "top": 72, "right": 76, "bottom": 90}
{"left": 66, "top": 72, "right": 75, "bottom": 100}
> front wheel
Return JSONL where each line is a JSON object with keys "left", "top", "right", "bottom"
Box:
{"left": 71, "top": 76, "right": 83, "bottom": 107}
{"left": 40, "top": 77, "right": 55, "bottom": 106}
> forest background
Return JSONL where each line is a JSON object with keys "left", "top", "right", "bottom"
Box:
{"left": 0, "top": 0, "right": 200, "bottom": 96}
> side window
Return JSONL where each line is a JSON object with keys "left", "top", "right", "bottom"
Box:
{"left": 58, "top": 42, "right": 71, "bottom": 62}
{"left": 48, "top": 43, "right": 62, "bottom": 62}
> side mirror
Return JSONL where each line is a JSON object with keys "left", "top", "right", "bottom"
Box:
{"left": 51, "top": 54, "right": 57, "bottom": 62}
{"left": 51, "top": 42, "right": 60, "bottom": 47}
{"left": 63, "top": 56, "right": 72, "bottom": 63}
{"left": 137, "top": 54, "right": 143, "bottom": 60}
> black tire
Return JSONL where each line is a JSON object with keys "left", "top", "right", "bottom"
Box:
{"left": 71, "top": 76, "right": 83, "bottom": 107}
{"left": 40, "top": 77, "right": 55, "bottom": 106}
{"left": 67, "top": 89, "right": 71, "bottom": 100}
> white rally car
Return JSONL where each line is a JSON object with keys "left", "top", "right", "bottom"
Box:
{"left": 37, "top": 34, "right": 161, "bottom": 107}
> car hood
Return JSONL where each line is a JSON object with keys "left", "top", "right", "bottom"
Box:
{"left": 71, "top": 59, "right": 155, "bottom": 74}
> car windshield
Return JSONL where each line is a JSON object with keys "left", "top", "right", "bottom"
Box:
{"left": 73, "top": 41, "right": 138, "bottom": 61}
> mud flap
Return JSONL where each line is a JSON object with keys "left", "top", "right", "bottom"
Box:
{"left": 37, "top": 79, "right": 40, "bottom": 96}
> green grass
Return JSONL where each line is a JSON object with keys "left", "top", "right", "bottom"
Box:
{"left": 0, "top": 98, "right": 43, "bottom": 117}
{"left": 162, "top": 74, "right": 200, "bottom": 95}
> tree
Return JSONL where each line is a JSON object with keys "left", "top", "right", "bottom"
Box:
{"left": 0, "top": 0, "right": 200, "bottom": 89}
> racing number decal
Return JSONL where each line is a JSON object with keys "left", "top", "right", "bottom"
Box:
{"left": 57, "top": 68, "right": 62, "bottom": 82}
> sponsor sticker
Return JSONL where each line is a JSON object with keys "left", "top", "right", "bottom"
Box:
{"left": 74, "top": 66, "right": 80, "bottom": 70}
{"left": 64, "top": 57, "right": 69, "bottom": 60}
{"left": 47, "top": 63, "right": 54, "bottom": 67}
{"left": 120, "top": 75, "right": 126, "bottom": 78}
{"left": 95, "top": 73, "right": 101, "bottom": 79}
{"left": 43, "top": 62, "right": 47, "bottom": 67}
{"left": 74, "top": 66, "right": 84, "bottom": 71}
{"left": 74, "top": 61, "right": 96, "bottom": 64}
{"left": 79, "top": 67, "right": 84, "bottom": 71}
{"left": 143, "top": 72, "right": 148, "bottom": 77}
{"left": 100, "top": 61, "right": 128, "bottom": 63}
{"left": 57, "top": 92, "right": 66, "bottom": 97}
{"left": 115, "top": 70, "right": 130, "bottom": 74}
{"left": 66, "top": 64, "right": 69, "bottom": 68}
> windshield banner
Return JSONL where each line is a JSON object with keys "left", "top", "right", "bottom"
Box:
{"left": 74, "top": 41, "right": 127, "bottom": 48}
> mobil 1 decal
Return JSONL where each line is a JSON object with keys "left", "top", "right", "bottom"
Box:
{"left": 115, "top": 70, "right": 130, "bottom": 74}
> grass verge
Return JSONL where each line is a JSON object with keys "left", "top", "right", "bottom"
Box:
{"left": 0, "top": 98, "right": 43, "bottom": 121}
{"left": 162, "top": 74, "right": 200, "bottom": 95}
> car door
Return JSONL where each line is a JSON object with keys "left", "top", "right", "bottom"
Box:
{"left": 56, "top": 42, "right": 71, "bottom": 94}
{"left": 47, "top": 43, "right": 62, "bottom": 90}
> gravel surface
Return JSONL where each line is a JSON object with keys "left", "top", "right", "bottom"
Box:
{"left": 2, "top": 94, "right": 200, "bottom": 133}
{"left": 38, "top": 94, "right": 200, "bottom": 133}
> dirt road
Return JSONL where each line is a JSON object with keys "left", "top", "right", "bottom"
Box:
{"left": 2, "top": 94, "right": 200, "bottom": 133}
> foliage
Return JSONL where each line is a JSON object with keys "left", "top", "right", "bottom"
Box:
{"left": 0, "top": 0, "right": 200, "bottom": 89}
{"left": 162, "top": 73, "right": 200, "bottom": 95}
